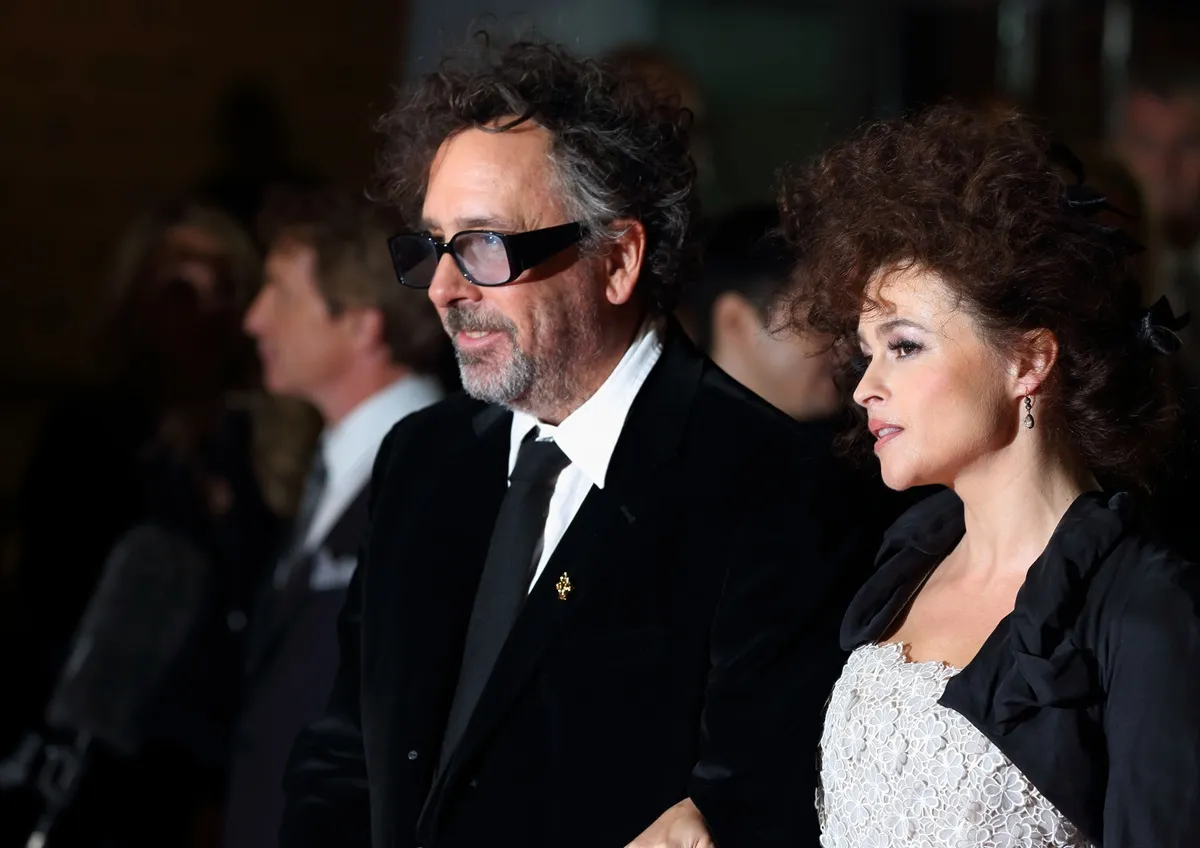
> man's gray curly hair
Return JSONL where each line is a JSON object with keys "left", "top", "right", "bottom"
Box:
{"left": 376, "top": 37, "right": 700, "bottom": 315}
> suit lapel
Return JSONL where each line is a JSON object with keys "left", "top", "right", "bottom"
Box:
{"left": 243, "top": 586, "right": 284, "bottom": 682}
{"left": 425, "top": 325, "right": 705, "bottom": 807}
{"left": 414, "top": 404, "right": 512, "bottom": 608}
{"left": 393, "top": 402, "right": 512, "bottom": 641}
{"left": 244, "top": 555, "right": 306, "bottom": 683}
{"left": 391, "top": 402, "right": 512, "bottom": 713}
{"left": 244, "top": 489, "right": 371, "bottom": 682}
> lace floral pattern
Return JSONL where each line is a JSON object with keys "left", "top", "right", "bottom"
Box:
{"left": 817, "top": 643, "right": 1091, "bottom": 848}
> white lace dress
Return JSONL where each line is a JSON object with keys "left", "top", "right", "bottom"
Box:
{"left": 816, "top": 643, "right": 1092, "bottom": 848}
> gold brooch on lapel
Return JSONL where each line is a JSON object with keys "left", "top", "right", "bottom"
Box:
{"left": 555, "top": 572, "right": 573, "bottom": 601}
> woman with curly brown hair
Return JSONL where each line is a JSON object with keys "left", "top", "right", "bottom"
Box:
{"left": 770, "top": 105, "right": 1200, "bottom": 847}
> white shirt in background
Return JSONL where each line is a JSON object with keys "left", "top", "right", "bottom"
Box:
{"left": 303, "top": 373, "right": 444, "bottom": 551}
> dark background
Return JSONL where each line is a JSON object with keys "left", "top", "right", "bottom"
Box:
{"left": 2, "top": 0, "right": 1198, "bottom": 581}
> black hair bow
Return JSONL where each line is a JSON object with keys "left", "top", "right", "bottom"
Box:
{"left": 1048, "top": 142, "right": 1145, "bottom": 255}
{"left": 1137, "top": 295, "right": 1190, "bottom": 355}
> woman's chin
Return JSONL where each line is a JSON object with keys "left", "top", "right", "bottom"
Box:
{"left": 879, "top": 462, "right": 924, "bottom": 492}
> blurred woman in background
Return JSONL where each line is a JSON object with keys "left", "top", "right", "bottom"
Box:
{"left": 0, "top": 200, "right": 314, "bottom": 846}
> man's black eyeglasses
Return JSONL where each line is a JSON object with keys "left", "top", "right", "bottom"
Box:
{"left": 387, "top": 222, "right": 585, "bottom": 289}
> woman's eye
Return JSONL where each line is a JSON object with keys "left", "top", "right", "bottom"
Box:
{"left": 888, "top": 340, "right": 921, "bottom": 358}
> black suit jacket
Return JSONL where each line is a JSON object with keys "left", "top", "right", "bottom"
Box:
{"left": 280, "top": 330, "right": 899, "bottom": 848}
{"left": 224, "top": 488, "right": 370, "bottom": 848}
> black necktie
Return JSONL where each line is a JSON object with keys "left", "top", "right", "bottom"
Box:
{"left": 437, "top": 435, "right": 570, "bottom": 773}
{"left": 274, "top": 450, "right": 328, "bottom": 588}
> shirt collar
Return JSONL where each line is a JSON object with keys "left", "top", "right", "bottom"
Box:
{"left": 322, "top": 374, "right": 444, "bottom": 481}
{"left": 509, "top": 319, "right": 664, "bottom": 489}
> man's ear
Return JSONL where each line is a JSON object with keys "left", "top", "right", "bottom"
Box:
{"left": 343, "top": 307, "right": 386, "bottom": 353}
{"left": 602, "top": 219, "right": 646, "bottom": 307}
{"left": 711, "top": 292, "right": 761, "bottom": 350}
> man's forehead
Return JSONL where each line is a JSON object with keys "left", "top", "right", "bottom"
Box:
{"left": 268, "top": 233, "right": 316, "bottom": 260}
{"left": 1125, "top": 90, "right": 1200, "bottom": 128}
{"left": 422, "top": 124, "right": 561, "bottom": 231}
{"left": 265, "top": 238, "right": 317, "bottom": 274}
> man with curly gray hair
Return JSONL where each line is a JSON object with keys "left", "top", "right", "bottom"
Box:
{"left": 280, "top": 39, "right": 877, "bottom": 848}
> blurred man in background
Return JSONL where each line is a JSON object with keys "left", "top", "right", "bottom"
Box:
{"left": 1113, "top": 61, "right": 1200, "bottom": 379}
{"left": 224, "top": 190, "right": 447, "bottom": 848}
{"left": 683, "top": 203, "right": 838, "bottom": 422}
{"left": 1112, "top": 63, "right": 1200, "bottom": 565}
{"left": 682, "top": 201, "right": 933, "bottom": 570}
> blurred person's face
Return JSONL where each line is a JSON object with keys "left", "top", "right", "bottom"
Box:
{"left": 422, "top": 122, "right": 640, "bottom": 422}
{"left": 852, "top": 266, "right": 1026, "bottom": 491}
{"left": 1117, "top": 90, "right": 1200, "bottom": 240}
{"left": 245, "top": 242, "right": 360, "bottom": 407}
{"left": 129, "top": 224, "right": 242, "bottom": 384}
{"left": 710, "top": 291, "right": 838, "bottom": 421}
{"left": 158, "top": 225, "right": 231, "bottom": 301}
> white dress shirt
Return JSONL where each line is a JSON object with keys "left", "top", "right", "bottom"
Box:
{"left": 508, "top": 321, "right": 664, "bottom": 590}
{"left": 303, "top": 373, "right": 444, "bottom": 551}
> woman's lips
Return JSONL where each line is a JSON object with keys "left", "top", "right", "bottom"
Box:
{"left": 872, "top": 425, "right": 903, "bottom": 452}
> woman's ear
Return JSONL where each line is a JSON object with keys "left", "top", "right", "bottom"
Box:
{"left": 602, "top": 219, "right": 647, "bottom": 307}
{"left": 1013, "top": 328, "right": 1059, "bottom": 399}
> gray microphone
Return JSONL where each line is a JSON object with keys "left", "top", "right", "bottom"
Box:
{"left": 24, "top": 524, "right": 211, "bottom": 848}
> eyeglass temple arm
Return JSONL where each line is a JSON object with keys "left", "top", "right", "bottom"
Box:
{"left": 506, "top": 223, "right": 584, "bottom": 276}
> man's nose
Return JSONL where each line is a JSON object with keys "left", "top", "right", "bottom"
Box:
{"left": 243, "top": 290, "right": 269, "bottom": 337}
{"left": 428, "top": 254, "right": 480, "bottom": 310}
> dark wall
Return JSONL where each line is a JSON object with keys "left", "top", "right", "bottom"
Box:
{"left": 0, "top": 0, "right": 406, "bottom": 517}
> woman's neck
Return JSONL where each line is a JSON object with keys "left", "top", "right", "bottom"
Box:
{"left": 950, "top": 445, "right": 1099, "bottom": 580}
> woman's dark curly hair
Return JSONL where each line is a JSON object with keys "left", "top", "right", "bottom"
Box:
{"left": 777, "top": 103, "right": 1177, "bottom": 487}
{"left": 376, "top": 37, "right": 700, "bottom": 316}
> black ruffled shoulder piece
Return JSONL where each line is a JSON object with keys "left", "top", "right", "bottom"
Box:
{"left": 842, "top": 488, "right": 1135, "bottom": 731}
{"left": 991, "top": 492, "right": 1131, "bottom": 730}
{"left": 839, "top": 489, "right": 964, "bottom": 651}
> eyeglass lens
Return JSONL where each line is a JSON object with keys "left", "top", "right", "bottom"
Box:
{"left": 453, "top": 232, "right": 510, "bottom": 284}
{"left": 392, "top": 232, "right": 512, "bottom": 288}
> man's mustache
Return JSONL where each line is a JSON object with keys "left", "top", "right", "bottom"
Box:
{"left": 443, "top": 307, "right": 517, "bottom": 337}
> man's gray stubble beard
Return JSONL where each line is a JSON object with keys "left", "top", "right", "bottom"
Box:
{"left": 445, "top": 291, "right": 603, "bottom": 416}
{"left": 445, "top": 306, "right": 536, "bottom": 406}
{"left": 455, "top": 338, "right": 538, "bottom": 406}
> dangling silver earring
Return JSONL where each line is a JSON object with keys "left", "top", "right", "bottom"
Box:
{"left": 1023, "top": 396, "right": 1035, "bottom": 429}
